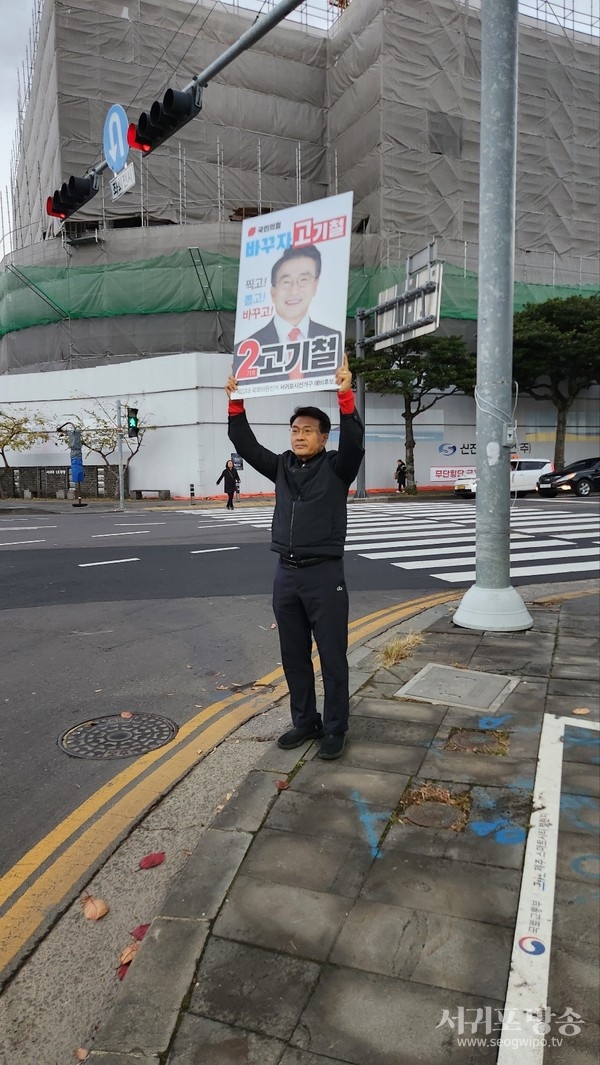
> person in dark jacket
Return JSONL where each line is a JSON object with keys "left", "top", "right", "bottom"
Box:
{"left": 216, "top": 459, "right": 240, "bottom": 510}
{"left": 225, "top": 354, "right": 364, "bottom": 760}
{"left": 395, "top": 458, "right": 406, "bottom": 493}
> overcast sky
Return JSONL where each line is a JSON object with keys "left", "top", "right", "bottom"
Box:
{"left": 1, "top": 0, "right": 598, "bottom": 252}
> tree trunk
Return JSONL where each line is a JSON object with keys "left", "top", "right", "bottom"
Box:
{"left": 403, "top": 397, "right": 417, "bottom": 492}
{"left": 554, "top": 404, "right": 569, "bottom": 470}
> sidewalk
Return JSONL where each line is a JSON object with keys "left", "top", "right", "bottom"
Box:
{"left": 86, "top": 586, "right": 599, "bottom": 1065}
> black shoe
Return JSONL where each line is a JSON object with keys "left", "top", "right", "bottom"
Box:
{"left": 317, "top": 733, "right": 346, "bottom": 760}
{"left": 277, "top": 723, "right": 325, "bottom": 750}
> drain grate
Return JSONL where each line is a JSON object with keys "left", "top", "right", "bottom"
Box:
{"left": 59, "top": 713, "right": 178, "bottom": 759}
{"left": 404, "top": 801, "right": 467, "bottom": 829}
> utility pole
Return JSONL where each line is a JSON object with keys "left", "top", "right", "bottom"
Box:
{"left": 116, "top": 400, "right": 125, "bottom": 512}
{"left": 453, "top": 0, "right": 532, "bottom": 632}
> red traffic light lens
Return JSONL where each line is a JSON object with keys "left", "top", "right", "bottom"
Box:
{"left": 127, "top": 122, "right": 151, "bottom": 153}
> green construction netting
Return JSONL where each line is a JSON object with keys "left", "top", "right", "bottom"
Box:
{"left": 1, "top": 252, "right": 597, "bottom": 338}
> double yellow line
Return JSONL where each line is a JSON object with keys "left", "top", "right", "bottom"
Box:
{"left": 0, "top": 590, "right": 454, "bottom": 976}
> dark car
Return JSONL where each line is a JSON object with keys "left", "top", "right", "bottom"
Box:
{"left": 537, "top": 456, "right": 600, "bottom": 497}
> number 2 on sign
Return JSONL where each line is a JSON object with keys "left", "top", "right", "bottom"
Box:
{"left": 236, "top": 339, "right": 260, "bottom": 378}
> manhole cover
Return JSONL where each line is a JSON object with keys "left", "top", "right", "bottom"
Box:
{"left": 449, "top": 730, "right": 502, "bottom": 752}
{"left": 404, "top": 801, "right": 467, "bottom": 829}
{"left": 58, "top": 713, "right": 178, "bottom": 759}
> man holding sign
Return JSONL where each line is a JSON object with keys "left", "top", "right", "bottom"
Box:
{"left": 225, "top": 354, "right": 364, "bottom": 760}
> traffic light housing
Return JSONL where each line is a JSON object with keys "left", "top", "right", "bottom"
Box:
{"left": 128, "top": 83, "right": 203, "bottom": 155}
{"left": 127, "top": 408, "right": 139, "bottom": 438}
{"left": 46, "top": 174, "right": 99, "bottom": 220}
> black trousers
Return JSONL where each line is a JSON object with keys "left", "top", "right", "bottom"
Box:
{"left": 272, "top": 557, "right": 349, "bottom": 736}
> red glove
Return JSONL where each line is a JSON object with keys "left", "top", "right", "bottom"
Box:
{"left": 338, "top": 390, "right": 355, "bottom": 415}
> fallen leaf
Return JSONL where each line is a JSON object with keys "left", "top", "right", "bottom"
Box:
{"left": 196, "top": 749, "right": 204, "bottom": 755}
{"left": 215, "top": 684, "right": 229, "bottom": 690}
{"left": 130, "top": 923, "right": 150, "bottom": 941}
{"left": 120, "top": 711, "right": 133, "bottom": 719}
{"left": 116, "top": 963, "right": 130, "bottom": 981}
{"left": 81, "top": 893, "right": 109, "bottom": 920}
{"left": 572, "top": 707, "right": 591, "bottom": 715}
{"left": 276, "top": 780, "right": 290, "bottom": 791}
{"left": 183, "top": 849, "right": 193, "bottom": 857}
{"left": 270, "top": 622, "right": 277, "bottom": 629}
{"left": 74, "top": 1049, "right": 89, "bottom": 1061}
{"left": 225, "top": 791, "right": 233, "bottom": 801}
{"left": 139, "top": 851, "right": 166, "bottom": 869}
{"left": 119, "top": 942, "right": 140, "bottom": 965}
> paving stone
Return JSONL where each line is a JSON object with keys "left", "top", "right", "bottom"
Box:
{"left": 290, "top": 759, "right": 409, "bottom": 807}
{"left": 555, "top": 831, "right": 600, "bottom": 885}
{"left": 417, "top": 748, "right": 536, "bottom": 788}
{"left": 500, "top": 678, "right": 548, "bottom": 712}
{"left": 562, "top": 726, "right": 600, "bottom": 766}
{"left": 549, "top": 678, "right": 600, "bottom": 698}
{"left": 548, "top": 937, "right": 600, "bottom": 1024}
{"left": 545, "top": 695, "right": 600, "bottom": 719}
{"left": 553, "top": 878, "right": 600, "bottom": 947}
{"left": 469, "top": 652, "right": 551, "bottom": 677}
{"left": 356, "top": 681, "right": 405, "bottom": 698}
{"left": 559, "top": 793, "right": 600, "bottom": 836}
{"left": 552, "top": 661, "right": 600, "bottom": 680}
{"left": 165, "top": 1014, "right": 284, "bottom": 1065}
{"left": 331, "top": 898, "right": 512, "bottom": 999}
{"left": 161, "top": 829, "right": 252, "bottom": 920}
{"left": 352, "top": 696, "right": 447, "bottom": 724}
{"left": 254, "top": 741, "right": 314, "bottom": 774}
{"left": 213, "top": 874, "right": 349, "bottom": 960}
{"left": 428, "top": 615, "right": 485, "bottom": 637}
{"left": 341, "top": 737, "right": 426, "bottom": 775}
{"left": 242, "top": 827, "right": 374, "bottom": 897}
{"left": 94, "top": 918, "right": 209, "bottom": 1056}
{"left": 291, "top": 966, "right": 499, "bottom": 1065}
{"left": 361, "top": 850, "right": 520, "bottom": 926}
{"left": 189, "top": 938, "right": 319, "bottom": 1041}
{"left": 561, "top": 762, "right": 600, "bottom": 797}
{"left": 543, "top": 1023, "right": 600, "bottom": 1065}
{"left": 555, "top": 635, "right": 600, "bottom": 655}
{"left": 348, "top": 714, "right": 438, "bottom": 747}
{"left": 265, "top": 790, "right": 392, "bottom": 846}
{"left": 211, "top": 770, "right": 279, "bottom": 832}
{"left": 348, "top": 670, "right": 376, "bottom": 697}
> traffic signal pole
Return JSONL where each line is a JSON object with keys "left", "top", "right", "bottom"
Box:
{"left": 453, "top": 0, "right": 532, "bottom": 632}
{"left": 116, "top": 400, "right": 125, "bottom": 512}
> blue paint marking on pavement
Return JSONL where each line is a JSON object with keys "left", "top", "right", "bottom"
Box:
{"left": 478, "top": 713, "right": 513, "bottom": 730}
{"left": 570, "top": 854, "right": 600, "bottom": 881}
{"left": 350, "top": 790, "right": 389, "bottom": 859}
{"left": 469, "top": 818, "right": 527, "bottom": 845}
{"left": 560, "top": 794, "right": 600, "bottom": 833}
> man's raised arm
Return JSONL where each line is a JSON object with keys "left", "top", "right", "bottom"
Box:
{"left": 332, "top": 354, "right": 365, "bottom": 486}
{"left": 226, "top": 375, "right": 278, "bottom": 483}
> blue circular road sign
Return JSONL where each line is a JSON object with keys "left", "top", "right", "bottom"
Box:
{"left": 103, "top": 104, "right": 130, "bottom": 174}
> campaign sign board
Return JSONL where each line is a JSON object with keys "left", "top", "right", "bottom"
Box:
{"left": 231, "top": 192, "right": 353, "bottom": 399}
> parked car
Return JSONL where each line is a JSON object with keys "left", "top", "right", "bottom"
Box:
{"left": 537, "top": 456, "right": 600, "bottom": 497}
{"left": 454, "top": 458, "right": 554, "bottom": 498}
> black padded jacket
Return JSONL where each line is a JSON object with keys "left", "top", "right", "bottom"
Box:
{"left": 228, "top": 408, "right": 365, "bottom": 560}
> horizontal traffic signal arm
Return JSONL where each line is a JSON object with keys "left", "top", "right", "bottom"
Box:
{"left": 128, "top": 83, "right": 203, "bottom": 155}
{"left": 46, "top": 173, "right": 99, "bottom": 220}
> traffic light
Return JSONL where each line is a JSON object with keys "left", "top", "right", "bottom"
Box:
{"left": 127, "top": 83, "right": 203, "bottom": 155}
{"left": 46, "top": 174, "right": 99, "bottom": 220}
{"left": 127, "top": 408, "right": 139, "bottom": 438}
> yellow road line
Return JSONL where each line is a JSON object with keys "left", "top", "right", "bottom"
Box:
{"left": 0, "top": 591, "right": 454, "bottom": 973}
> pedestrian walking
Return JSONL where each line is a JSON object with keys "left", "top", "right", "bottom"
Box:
{"left": 216, "top": 459, "right": 240, "bottom": 510}
{"left": 395, "top": 457, "right": 406, "bottom": 493}
{"left": 225, "top": 354, "right": 364, "bottom": 759}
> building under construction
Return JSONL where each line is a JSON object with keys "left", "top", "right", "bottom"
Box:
{"left": 1, "top": 0, "right": 598, "bottom": 374}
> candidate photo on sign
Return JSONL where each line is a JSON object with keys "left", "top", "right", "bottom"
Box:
{"left": 234, "top": 244, "right": 342, "bottom": 384}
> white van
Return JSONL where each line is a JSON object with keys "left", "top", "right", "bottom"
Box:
{"left": 455, "top": 458, "right": 554, "bottom": 497}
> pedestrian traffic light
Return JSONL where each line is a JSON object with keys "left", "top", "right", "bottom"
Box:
{"left": 127, "top": 83, "right": 203, "bottom": 155}
{"left": 127, "top": 408, "right": 139, "bottom": 438}
{"left": 46, "top": 174, "right": 99, "bottom": 220}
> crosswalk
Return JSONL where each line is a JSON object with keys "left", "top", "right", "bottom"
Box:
{"left": 191, "top": 501, "right": 600, "bottom": 585}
